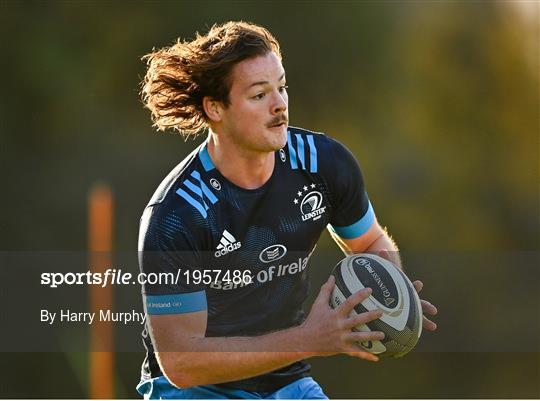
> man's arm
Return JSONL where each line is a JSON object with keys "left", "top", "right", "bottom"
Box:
{"left": 330, "top": 220, "right": 402, "bottom": 267}
{"left": 149, "top": 281, "right": 385, "bottom": 388}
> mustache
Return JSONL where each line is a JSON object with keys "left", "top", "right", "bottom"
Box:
{"left": 266, "top": 115, "right": 288, "bottom": 128}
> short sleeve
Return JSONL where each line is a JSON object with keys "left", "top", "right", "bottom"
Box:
{"left": 138, "top": 205, "right": 207, "bottom": 315}
{"left": 323, "top": 138, "right": 376, "bottom": 240}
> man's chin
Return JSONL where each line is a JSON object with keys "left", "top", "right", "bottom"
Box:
{"left": 266, "top": 126, "right": 288, "bottom": 149}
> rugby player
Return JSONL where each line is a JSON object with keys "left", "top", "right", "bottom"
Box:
{"left": 137, "top": 21, "right": 438, "bottom": 399}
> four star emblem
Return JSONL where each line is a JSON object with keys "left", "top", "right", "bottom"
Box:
{"left": 293, "top": 183, "right": 318, "bottom": 204}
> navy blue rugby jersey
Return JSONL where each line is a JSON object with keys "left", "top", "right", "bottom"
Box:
{"left": 138, "top": 126, "right": 377, "bottom": 392}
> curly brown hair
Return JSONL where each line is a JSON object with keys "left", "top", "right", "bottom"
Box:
{"left": 140, "top": 21, "right": 281, "bottom": 139}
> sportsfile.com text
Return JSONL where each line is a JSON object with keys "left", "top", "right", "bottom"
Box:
{"left": 40, "top": 268, "right": 252, "bottom": 288}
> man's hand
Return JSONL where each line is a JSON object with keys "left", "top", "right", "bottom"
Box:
{"left": 412, "top": 280, "right": 438, "bottom": 331}
{"left": 299, "top": 276, "right": 385, "bottom": 362}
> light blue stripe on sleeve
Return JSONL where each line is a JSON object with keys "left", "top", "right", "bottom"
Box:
{"left": 287, "top": 131, "right": 298, "bottom": 169}
{"left": 145, "top": 291, "right": 207, "bottom": 315}
{"left": 176, "top": 188, "right": 208, "bottom": 218}
{"left": 183, "top": 179, "right": 207, "bottom": 205}
{"left": 190, "top": 171, "right": 218, "bottom": 204}
{"left": 329, "top": 202, "right": 375, "bottom": 239}
{"left": 198, "top": 145, "right": 215, "bottom": 172}
{"left": 295, "top": 134, "right": 305, "bottom": 169}
{"left": 306, "top": 134, "right": 317, "bottom": 173}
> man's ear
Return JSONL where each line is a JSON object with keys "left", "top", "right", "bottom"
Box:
{"left": 202, "top": 96, "right": 223, "bottom": 122}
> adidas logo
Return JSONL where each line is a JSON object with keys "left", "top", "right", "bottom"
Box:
{"left": 214, "top": 230, "right": 242, "bottom": 258}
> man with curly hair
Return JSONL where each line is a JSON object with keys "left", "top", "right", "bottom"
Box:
{"left": 137, "top": 21, "right": 437, "bottom": 399}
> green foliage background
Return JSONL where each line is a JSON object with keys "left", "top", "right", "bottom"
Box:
{"left": 0, "top": 1, "right": 538, "bottom": 398}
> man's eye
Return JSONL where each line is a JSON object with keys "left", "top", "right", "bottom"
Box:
{"left": 252, "top": 93, "right": 265, "bottom": 100}
{"left": 279, "top": 85, "right": 289, "bottom": 92}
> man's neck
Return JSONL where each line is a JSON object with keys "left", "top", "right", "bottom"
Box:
{"left": 206, "top": 132, "right": 275, "bottom": 190}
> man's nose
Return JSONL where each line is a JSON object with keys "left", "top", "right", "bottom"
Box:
{"left": 271, "top": 91, "right": 287, "bottom": 114}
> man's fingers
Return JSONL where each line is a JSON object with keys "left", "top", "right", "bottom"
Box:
{"left": 345, "top": 348, "right": 380, "bottom": 362}
{"left": 423, "top": 316, "right": 437, "bottom": 331}
{"left": 344, "top": 309, "right": 383, "bottom": 329}
{"left": 413, "top": 280, "right": 423, "bottom": 293}
{"left": 338, "top": 288, "right": 372, "bottom": 317}
{"left": 421, "top": 299, "right": 438, "bottom": 316}
{"left": 315, "top": 275, "right": 335, "bottom": 306}
{"left": 344, "top": 330, "right": 385, "bottom": 343}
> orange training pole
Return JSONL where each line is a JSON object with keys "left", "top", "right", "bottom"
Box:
{"left": 88, "top": 183, "right": 114, "bottom": 399}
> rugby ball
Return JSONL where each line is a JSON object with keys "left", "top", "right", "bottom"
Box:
{"left": 330, "top": 253, "right": 422, "bottom": 358}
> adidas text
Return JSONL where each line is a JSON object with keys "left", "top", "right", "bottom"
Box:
{"left": 215, "top": 241, "right": 242, "bottom": 258}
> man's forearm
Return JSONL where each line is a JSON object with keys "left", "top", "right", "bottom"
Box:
{"left": 158, "top": 324, "right": 315, "bottom": 388}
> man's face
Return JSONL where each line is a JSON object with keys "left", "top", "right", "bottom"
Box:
{"left": 219, "top": 52, "right": 288, "bottom": 153}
